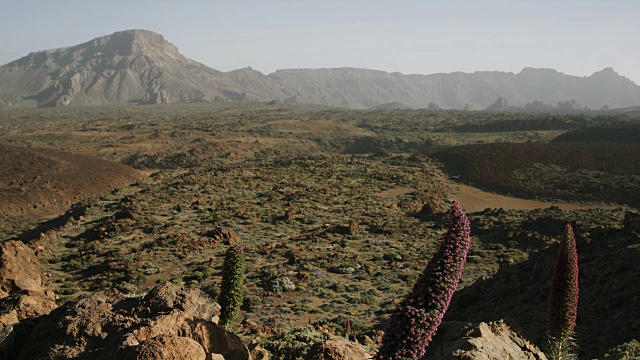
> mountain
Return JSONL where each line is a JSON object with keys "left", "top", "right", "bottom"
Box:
{"left": 267, "top": 67, "right": 640, "bottom": 109}
{"left": 1, "top": 29, "right": 640, "bottom": 109}
{"left": 0, "top": 30, "right": 286, "bottom": 108}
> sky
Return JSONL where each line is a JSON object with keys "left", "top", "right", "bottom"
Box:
{"left": 1, "top": 0, "right": 639, "bottom": 84}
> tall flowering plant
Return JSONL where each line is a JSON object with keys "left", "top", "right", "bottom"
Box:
{"left": 376, "top": 201, "right": 472, "bottom": 360}
{"left": 547, "top": 224, "right": 579, "bottom": 359}
{"left": 218, "top": 244, "right": 245, "bottom": 329}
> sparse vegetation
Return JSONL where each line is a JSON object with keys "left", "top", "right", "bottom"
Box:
{"left": 0, "top": 105, "right": 638, "bottom": 358}
{"left": 431, "top": 141, "right": 640, "bottom": 206}
{"left": 604, "top": 339, "right": 640, "bottom": 359}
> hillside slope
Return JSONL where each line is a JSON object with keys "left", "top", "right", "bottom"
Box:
{"left": 0, "top": 144, "right": 142, "bottom": 217}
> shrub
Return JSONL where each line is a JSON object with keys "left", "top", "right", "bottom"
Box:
{"left": 218, "top": 244, "right": 245, "bottom": 329}
{"left": 604, "top": 339, "right": 640, "bottom": 359}
{"left": 265, "top": 326, "right": 333, "bottom": 360}
{"left": 376, "top": 201, "right": 471, "bottom": 359}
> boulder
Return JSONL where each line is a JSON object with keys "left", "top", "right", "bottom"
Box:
{"left": 205, "top": 227, "right": 239, "bottom": 245}
{"left": 0, "top": 293, "right": 58, "bottom": 326}
{"left": 123, "top": 334, "right": 205, "bottom": 360}
{"left": 0, "top": 240, "right": 58, "bottom": 358}
{"left": 308, "top": 339, "right": 371, "bottom": 360}
{"left": 349, "top": 220, "right": 361, "bottom": 235}
{"left": 0, "top": 241, "right": 51, "bottom": 298}
{"left": 268, "top": 277, "right": 296, "bottom": 292}
{"left": 13, "top": 283, "right": 249, "bottom": 360}
{"left": 249, "top": 342, "right": 270, "bottom": 360}
{"left": 424, "top": 320, "right": 546, "bottom": 360}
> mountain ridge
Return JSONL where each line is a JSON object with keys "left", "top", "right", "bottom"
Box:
{"left": 1, "top": 29, "right": 639, "bottom": 110}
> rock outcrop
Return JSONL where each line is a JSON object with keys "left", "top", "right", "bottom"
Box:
{"left": 524, "top": 100, "right": 555, "bottom": 112}
{"left": 0, "top": 241, "right": 52, "bottom": 299}
{"left": 556, "top": 99, "right": 586, "bottom": 111}
{"left": 143, "top": 79, "right": 169, "bottom": 104}
{"left": 308, "top": 338, "right": 372, "bottom": 360}
{"left": 0, "top": 240, "right": 58, "bottom": 322}
{"left": 485, "top": 97, "right": 509, "bottom": 111}
{"left": 424, "top": 320, "right": 546, "bottom": 360}
{"left": 123, "top": 334, "right": 206, "bottom": 360}
{"left": 0, "top": 240, "right": 58, "bottom": 359}
{"left": 204, "top": 227, "right": 239, "bottom": 245}
{"left": 7, "top": 283, "right": 249, "bottom": 360}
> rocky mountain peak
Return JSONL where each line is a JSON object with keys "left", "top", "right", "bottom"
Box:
{"left": 87, "top": 29, "right": 179, "bottom": 57}
{"left": 588, "top": 67, "right": 628, "bottom": 82}
{"left": 518, "top": 67, "right": 560, "bottom": 75}
{"left": 594, "top": 67, "right": 617, "bottom": 75}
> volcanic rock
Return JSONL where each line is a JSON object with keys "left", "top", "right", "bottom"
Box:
{"left": 123, "top": 334, "right": 206, "bottom": 360}
{"left": 0, "top": 241, "right": 50, "bottom": 298}
{"left": 205, "top": 227, "right": 239, "bottom": 245}
{"left": 308, "top": 338, "right": 371, "bottom": 360}
{"left": 0, "top": 240, "right": 58, "bottom": 358}
{"left": 11, "top": 283, "right": 249, "bottom": 360}
{"left": 424, "top": 320, "right": 546, "bottom": 360}
{"left": 486, "top": 97, "right": 509, "bottom": 111}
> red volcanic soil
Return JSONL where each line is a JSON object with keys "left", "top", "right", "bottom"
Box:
{"left": 0, "top": 144, "right": 143, "bottom": 217}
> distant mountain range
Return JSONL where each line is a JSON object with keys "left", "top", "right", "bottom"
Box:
{"left": 1, "top": 29, "right": 640, "bottom": 110}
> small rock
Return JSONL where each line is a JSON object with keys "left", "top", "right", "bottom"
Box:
{"left": 268, "top": 277, "right": 296, "bottom": 292}
{"left": 349, "top": 220, "right": 361, "bottom": 235}
{"left": 248, "top": 341, "right": 270, "bottom": 360}
{"left": 308, "top": 339, "right": 370, "bottom": 360}
{"left": 123, "top": 334, "right": 206, "bottom": 360}
{"left": 204, "top": 227, "right": 239, "bottom": 245}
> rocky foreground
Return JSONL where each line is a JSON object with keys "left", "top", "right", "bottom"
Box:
{"left": 3, "top": 210, "right": 639, "bottom": 359}
{"left": 0, "top": 237, "right": 548, "bottom": 359}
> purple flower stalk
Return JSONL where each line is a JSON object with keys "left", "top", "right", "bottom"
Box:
{"left": 377, "top": 201, "right": 472, "bottom": 360}
{"left": 548, "top": 224, "right": 579, "bottom": 341}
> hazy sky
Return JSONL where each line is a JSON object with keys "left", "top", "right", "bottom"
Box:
{"left": 1, "top": 0, "right": 639, "bottom": 84}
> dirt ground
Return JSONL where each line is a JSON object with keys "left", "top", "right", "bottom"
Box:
{"left": 449, "top": 182, "right": 625, "bottom": 212}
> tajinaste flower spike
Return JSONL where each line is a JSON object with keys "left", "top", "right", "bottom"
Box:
{"left": 547, "top": 224, "right": 579, "bottom": 359}
{"left": 218, "top": 244, "right": 245, "bottom": 329}
{"left": 376, "top": 201, "right": 472, "bottom": 360}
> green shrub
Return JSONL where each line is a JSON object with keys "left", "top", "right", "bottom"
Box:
{"left": 265, "top": 326, "right": 333, "bottom": 360}
{"left": 604, "top": 339, "right": 640, "bottom": 359}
